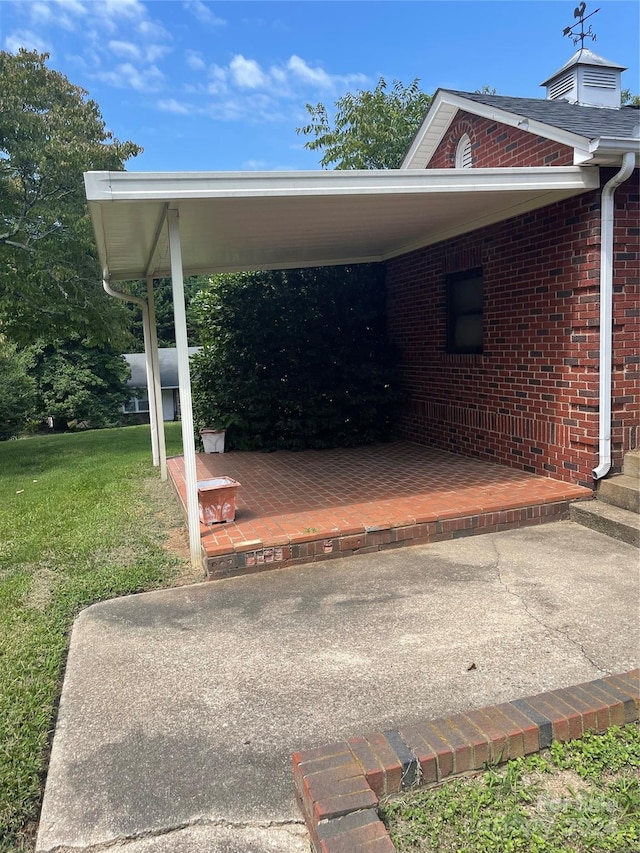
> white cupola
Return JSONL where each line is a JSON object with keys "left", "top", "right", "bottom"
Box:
{"left": 541, "top": 48, "right": 626, "bottom": 108}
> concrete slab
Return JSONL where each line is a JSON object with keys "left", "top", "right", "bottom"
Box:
{"left": 36, "top": 521, "right": 639, "bottom": 853}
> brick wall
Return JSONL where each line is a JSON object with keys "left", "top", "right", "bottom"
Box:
{"left": 428, "top": 111, "right": 575, "bottom": 168}
{"left": 386, "top": 172, "right": 639, "bottom": 486}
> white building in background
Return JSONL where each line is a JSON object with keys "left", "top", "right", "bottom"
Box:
{"left": 123, "top": 348, "right": 201, "bottom": 422}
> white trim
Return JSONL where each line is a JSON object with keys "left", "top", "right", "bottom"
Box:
{"left": 84, "top": 166, "right": 593, "bottom": 200}
{"left": 167, "top": 209, "right": 201, "bottom": 569}
{"left": 147, "top": 276, "right": 167, "bottom": 482}
{"left": 85, "top": 166, "right": 599, "bottom": 281}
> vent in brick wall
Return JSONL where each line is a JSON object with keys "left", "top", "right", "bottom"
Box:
{"left": 455, "top": 134, "right": 473, "bottom": 168}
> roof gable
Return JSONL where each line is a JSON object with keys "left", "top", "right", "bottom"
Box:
{"left": 403, "top": 89, "right": 640, "bottom": 169}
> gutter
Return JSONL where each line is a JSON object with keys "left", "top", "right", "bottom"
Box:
{"left": 592, "top": 151, "right": 636, "bottom": 480}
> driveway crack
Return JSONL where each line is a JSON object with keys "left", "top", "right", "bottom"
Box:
{"left": 489, "top": 537, "right": 610, "bottom": 676}
{"left": 41, "top": 816, "right": 308, "bottom": 853}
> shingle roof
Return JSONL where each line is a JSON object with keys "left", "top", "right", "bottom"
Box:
{"left": 444, "top": 90, "right": 640, "bottom": 141}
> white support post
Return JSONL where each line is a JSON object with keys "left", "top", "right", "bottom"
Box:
{"left": 167, "top": 209, "right": 202, "bottom": 568}
{"left": 146, "top": 276, "right": 167, "bottom": 482}
{"left": 102, "top": 278, "right": 158, "bottom": 467}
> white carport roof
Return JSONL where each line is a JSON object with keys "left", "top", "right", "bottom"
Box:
{"left": 84, "top": 166, "right": 599, "bottom": 281}
{"left": 84, "top": 164, "right": 600, "bottom": 569}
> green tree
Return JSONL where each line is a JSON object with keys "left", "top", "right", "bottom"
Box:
{"left": 190, "top": 266, "right": 404, "bottom": 450}
{"left": 30, "top": 337, "right": 130, "bottom": 430}
{"left": 621, "top": 88, "right": 640, "bottom": 105}
{"left": 0, "top": 49, "right": 141, "bottom": 345}
{"left": 296, "top": 78, "right": 432, "bottom": 170}
{"left": 127, "top": 277, "right": 209, "bottom": 350}
{"left": 0, "top": 339, "right": 37, "bottom": 439}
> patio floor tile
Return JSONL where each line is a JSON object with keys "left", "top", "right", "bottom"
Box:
{"left": 167, "top": 441, "right": 592, "bottom": 578}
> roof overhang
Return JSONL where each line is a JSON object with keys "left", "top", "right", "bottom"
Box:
{"left": 402, "top": 90, "right": 596, "bottom": 168}
{"left": 84, "top": 166, "right": 600, "bottom": 281}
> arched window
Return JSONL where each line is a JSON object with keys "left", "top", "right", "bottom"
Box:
{"left": 455, "top": 133, "right": 473, "bottom": 168}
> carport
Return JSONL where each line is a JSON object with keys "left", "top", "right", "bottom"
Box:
{"left": 84, "top": 165, "right": 599, "bottom": 566}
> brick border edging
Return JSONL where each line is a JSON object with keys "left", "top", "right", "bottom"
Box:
{"left": 292, "top": 670, "right": 640, "bottom": 852}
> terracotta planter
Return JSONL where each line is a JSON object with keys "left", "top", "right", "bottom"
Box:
{"left": 200, "top": 428, "right": 225, "bottom": 454}
{"left": 197, "top": 476, "right": 241, "bottom": 524}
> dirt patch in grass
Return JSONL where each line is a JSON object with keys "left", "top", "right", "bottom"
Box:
{"left": 142, "top": 476, "right": 204, "bottom": 584}
{"left": 24, "top": 568, "right": 58, "bottom": 611}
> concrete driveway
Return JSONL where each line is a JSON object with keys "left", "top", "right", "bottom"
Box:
{"left": 36, "top": 520, "right": 639, "bottom": 852}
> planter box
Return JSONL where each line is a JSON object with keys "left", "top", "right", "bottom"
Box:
{"left": 200, "top": 429, "right": 225, "bottom": 454}
{"left": 197, "top": 476, "right": 241, "bottom": 524}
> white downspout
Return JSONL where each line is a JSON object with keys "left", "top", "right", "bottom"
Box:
{"left": 146, "top": 276, "right": 167, "bottom": 482}
{"left": 103, "top": 278, "right": 161, "bottom": 468}
{"left": 593, "top": 151, "right": 636, "bottom": 481}
{"left": 167, "top": 209, "right": 202, "bottom": 569}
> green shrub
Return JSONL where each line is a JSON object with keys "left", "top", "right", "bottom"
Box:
{"left": 190, "top": 265, "right": 404, "bottom": 450}
{"left": 0, "top": 341, "right": 36, "bottom": 440}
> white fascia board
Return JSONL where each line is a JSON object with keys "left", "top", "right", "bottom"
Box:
{"left": 85, "top": 166, "right": 596, "bottom": 201}
{"left": 401, "top": 91, "right": 591, "bottom": 169}
{"left": 401, "top": 91, "right": 457, "bottom": 168}
{"left": 588, "top": 137, "right": 640, "bottom": 157}
{"left": 573, "top": 137, "right": 640, "bottom": 165}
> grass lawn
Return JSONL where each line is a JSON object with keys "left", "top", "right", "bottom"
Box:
{"left": 0, "top": 424, "right": 199, "bottom": 852}
{"left": 380, "top": 724, "right": 640, "bottom": 852}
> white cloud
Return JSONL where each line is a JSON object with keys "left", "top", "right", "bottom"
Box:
{"left": 182, "top": 52, "right": 370, "bottom": 125}
{"left": 229, "top": 55, "right": 267, "bottom": 89}
{"left": 137, "top": 19, "right": 171, "bottom": 41}
{"left": 242, "top": 159, "right": 268, "bottom": 170}
{"left": 183, "top": 1, "right": 225, "bottom": 27}
{"left": 286, "top": 55, "right": 333, "bottom": 88}
{"left": 207, "top": 65, "right": 228, "bottom": 95}
{"left": 5, "top": 29, "right": 51, "bottom": 54}
{"left": 198, "top": 52, "right": 368, "bottom": 101}
{"left": 186, "top": 49, "right": 206, "bottom": 71}
{"left": 108, "top": 40, "right": 139, "bottom": 61}
{"left": 96, "top": 62, "right": 164, "bottom": 92}
{"left": 107, "top": 39, "right": 169, "bottom": 64}
{"left": 157, "top": 98, "right": 193, "bottom": 115}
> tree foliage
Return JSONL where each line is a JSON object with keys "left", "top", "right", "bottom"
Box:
{"left": 127, "top": 277, "right": 209, "bottom": 350}
{"left": 296, "top": 78, "right": 432, "bottom": 169}
{"left": 621, "top": 88, "right": 640, "bottom": 105}
{"left": 0, "top": 339, "right": 37, "bottom": 440}
{"left": 190, "top": 266, "right": 404, "bottom": 450}
{"left": 29, "top": 337, "right": 131, "bottom": 430}
{"left": 0, "top": 49, "right": 141, "bottom": 345}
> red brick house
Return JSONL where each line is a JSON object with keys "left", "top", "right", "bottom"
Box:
{"left": 86, "top": 47, "right": 638, "bottom": 565}
{"left": 389, "top": 48, "right": 639, "bottom": 488}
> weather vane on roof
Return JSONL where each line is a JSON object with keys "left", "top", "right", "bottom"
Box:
{"left": 563, "top": 2, "right": 599, "bottom": 48}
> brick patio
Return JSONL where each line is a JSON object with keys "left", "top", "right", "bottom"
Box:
{"left": 167, "top": 441, "right": 592, "bottom": 579}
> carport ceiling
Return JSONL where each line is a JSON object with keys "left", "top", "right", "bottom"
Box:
{"left": 84, "top": 167, "right": 599, "bottom": 281}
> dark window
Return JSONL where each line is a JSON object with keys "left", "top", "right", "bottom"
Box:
{"left": 446, "top": 268, "right": 483, "bottom": 353}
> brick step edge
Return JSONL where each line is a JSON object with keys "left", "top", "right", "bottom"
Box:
{"left": 291, "top": 670, "right": 640, "bottom": 853}
{"left": 205, "top": 500, "right": 578, "bottom": 579}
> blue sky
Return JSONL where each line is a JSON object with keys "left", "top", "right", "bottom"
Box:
{"left": 2, "top": 1, "right": 638, "bottom": 171}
